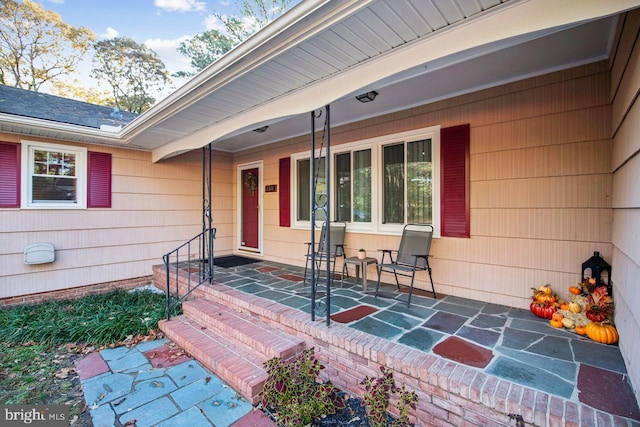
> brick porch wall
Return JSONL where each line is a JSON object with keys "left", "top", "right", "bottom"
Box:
{"left": 0, "top": 275, "right": 153, "bottom": 308}
{"left": 153, "top": 266, "right": 628, "bottom": 426}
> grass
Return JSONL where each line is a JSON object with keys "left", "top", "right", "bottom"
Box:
{"left": 0, "top": 288, "right": 181, "bottom": 425}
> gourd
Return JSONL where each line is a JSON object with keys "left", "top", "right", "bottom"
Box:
{"left": 538, "top": 285, "right": 552, "bottom": 295}
{"left": 568, "top": 302, "right": 581, "bottom": 314}
{"left": 552, "top": 312, "right": 564, "bottom": 322}
{"left": 585, "top": 322, "right": 618, "bottom": 344}
{"left": 549, "top": 318, "right": 563, "bottom": 328}
{"left": 559, "top": 303, "right": 570, "bottom": 311}
{"left": 530, "top": 302, "right": 557, "bottom": 319}
{"left": 569, "top": 285, "right": 582, "bottom": 295}
{"left": 575, "top": 325, "right": 587, "bottom": 335}
{"left": 561, "top": 318, "right": 575, "bottom": 329}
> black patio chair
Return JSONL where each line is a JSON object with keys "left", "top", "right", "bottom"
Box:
{"left": 375, "top": 223, "right": 435, "bottom": 307}
{"left": 304, "top": 221, "right": 347, "bottom": 286}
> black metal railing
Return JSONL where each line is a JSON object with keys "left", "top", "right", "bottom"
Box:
{"left": 163, "top": 227, "right": 216, "bottom": 320}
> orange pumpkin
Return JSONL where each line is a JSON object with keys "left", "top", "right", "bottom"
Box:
{"left": 586, "top": 322, "right": 618, "bottom": 344}
{"left": 559, "top": 303, "right": 570, "bottom": 311}
{"left": 575, "top": 325, "right": 587, "bottom": 335}
{"left": 552, "top": 312, "right": 564, "bottom": 322}
{"left": 549, "top": 319, "right": 563, "bottom": 328}
{"left": 536, "top": 293, "right": 556, "bottom": 304}
{"left": 569, "top": 286, "right": 582, "bottom": 295}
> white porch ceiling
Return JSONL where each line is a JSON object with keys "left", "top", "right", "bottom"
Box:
{"left": 2, "top": 0, "right": 639, "bottom": 160}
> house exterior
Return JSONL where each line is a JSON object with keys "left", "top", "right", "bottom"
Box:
{"left": 1, "top": 0, "right": 639, "bottom": 402}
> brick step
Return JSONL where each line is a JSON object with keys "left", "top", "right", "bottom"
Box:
{"left": 182, "top": 298, "right": 306, "bottom": 361}
{"left": 159, "top": 315, "right": 267, "bottom": 405}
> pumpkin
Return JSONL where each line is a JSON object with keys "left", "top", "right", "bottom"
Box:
{"left": 586, "top": 308, "right": 607, "bottom": 323}
{"left": 530, "top": 301, "right": 557, "bottom": 319}
{"left": 568, "top": 302, "right": 581, "bottom": 314}
{"left": 549, "top": 319, "right": 563, "bottom": 328}
{"left": 552, "top": 312, "right": 564, "bottom": 322}
{"left": 569, "top": 285, "right": 582, "bottom": 295}
{"left": 561, "top": 318, "right": 575, "bottom": 329}
{"left": 575, "top": 325, "right": 587, "bottom": 335}
{"left": 586, "top": 322, "right": 619, "bottom": 344}
{"left": 559, "top": 303, "right": 570, "bottom": 311}
{"left": 536, "top": 293, "right": 556, "bottom": 304}
{"left": 538, "top": 285, "right": 552, "bottom": 295}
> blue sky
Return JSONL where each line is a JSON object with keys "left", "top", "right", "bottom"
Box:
{"left": 40, "top": 0, "right": 299, "bottom": 98}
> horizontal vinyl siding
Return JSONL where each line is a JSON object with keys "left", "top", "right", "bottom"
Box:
{"left": 233, "top": 62, "right": 613, "bottom": 308}
{"left": 0, "top": 145, "right": 204, "bottom": 298}
{"left": 610, "top": 9, "right": 640, "bottom": 400}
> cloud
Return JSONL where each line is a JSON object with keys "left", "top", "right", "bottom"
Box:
{"left": 154, "top": 0, "right": 207, "bottom": 13}
{"left": 145, "top": 36, "right": 194, "bottom": 74}
{"left": 47, "top": 0, "right": 65, "bottom": 4}
{"left": 100, "top": 27, "right": 119, "bottom": 39}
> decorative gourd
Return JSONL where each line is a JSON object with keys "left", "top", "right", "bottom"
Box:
{"left": 559, "top": 303, "right": 570, "bottom": 311}
{"left": 585, "top": 322, "right": 618, "bottom": 344}
{"left": 539, "top": 285, "right": 552, "bottom": 295}
{"left": 575, "top": 325, "right": 587, "bottom": 335}
{"left": 549, "top": 319, "right": 563, "bottom": 328}
{"left": 552, "top": 312, "right": 564, "bottom": 322}
{"left": 569, "top": 285, "right": 582, "bottom": 295}
{"left": 530, "top": 301, "right": 557, "bottom": 319}
{"left": 561, "top": 318, "right": 575, "bottom": 329}
{"left": 536, "top": 293, "right": 556, "bottom": 304}
{"left": 568, "top": 302, "right": 581, "bottom": 314}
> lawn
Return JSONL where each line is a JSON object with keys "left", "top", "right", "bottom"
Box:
{"left": 0, "top": 288, "right": 180, "bottom": 426}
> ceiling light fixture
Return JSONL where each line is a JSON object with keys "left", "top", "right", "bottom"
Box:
{"left": 253, "top": 125, "right": 268, "bottom": 133}
{"left": 355, "top": 91, "right": 378, "bottom": 103}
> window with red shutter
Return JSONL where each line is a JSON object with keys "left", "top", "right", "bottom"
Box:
{"left": 279, "top": 157, "right": 290, "bottom": 227}
{"left": 0, "top": 142, "right": 20, "bottom": 208}
{"left": 440, "top": 124, "right": 470, "bottom": 238}
{"left": 88, "top": 151, "right": 112, "bottom": 208}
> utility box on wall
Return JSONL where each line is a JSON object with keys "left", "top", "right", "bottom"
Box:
{"left": 24, "top": 243, "right": 55, "bottom": 265}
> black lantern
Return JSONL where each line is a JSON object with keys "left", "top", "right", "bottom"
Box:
{"left": 581, "top": 251, "right": 611, "bottom": 295}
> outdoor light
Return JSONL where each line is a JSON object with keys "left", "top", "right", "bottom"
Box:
{"left": 253, "top": 125, "right": 268, "bottom": 133}
{"left": 355, "top": 91, "right": 378, "bottom": 103}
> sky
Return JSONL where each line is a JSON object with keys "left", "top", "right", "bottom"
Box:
{"left": 39, "top": 0, "right": 299, "bottom": 100}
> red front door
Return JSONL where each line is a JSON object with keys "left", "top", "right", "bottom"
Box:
{"left": 241, "top": 168, "right": 259, "bottom": 249}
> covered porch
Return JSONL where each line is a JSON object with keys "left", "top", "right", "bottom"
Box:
{"left": 154, "top": 258, "right": 639, "bottom": 426}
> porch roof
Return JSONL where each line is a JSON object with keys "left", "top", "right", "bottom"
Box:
{"left": 1, "top": 0, "right": 639, "bottom": 161}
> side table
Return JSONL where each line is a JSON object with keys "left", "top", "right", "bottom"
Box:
{"left": 342, "top": 256, "right": 378, "bottom": 293}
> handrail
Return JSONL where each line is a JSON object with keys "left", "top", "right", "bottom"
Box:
{"left": 163, "top": 227, "right": 216, "bottom": 320}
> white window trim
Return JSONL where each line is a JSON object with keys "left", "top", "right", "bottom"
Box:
{"left": 291, "top": 125, "right": 440, "bottom": 237}
{"left": 21, "top": 140, "right": 87, "bottom": 209}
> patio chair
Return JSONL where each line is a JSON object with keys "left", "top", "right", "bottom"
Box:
{"left": 375, "top": 223, "right": 435, "bottom": 307}
{"left": 304, "top": 221, "right": 347, "bottom": 286}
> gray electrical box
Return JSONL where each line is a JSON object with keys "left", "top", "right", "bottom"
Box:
{"left": 24, "top": 243, "right": 55, "bottom": 265}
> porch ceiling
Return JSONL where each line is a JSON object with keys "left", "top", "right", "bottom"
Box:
{"left": 2, "top": 0, "right": 639, "bottom": 160}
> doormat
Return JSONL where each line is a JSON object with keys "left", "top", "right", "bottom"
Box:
{"left": 213, "top": 255, "right": 260, "bottom": 268}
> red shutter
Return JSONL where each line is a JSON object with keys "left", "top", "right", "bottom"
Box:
{"left": 279, "top": 157, "right": 291, "bottom": 227}
{"left": 441, "top": 124, "right": 470, "bottom": 238}
{"left": 0, "top": 142, "right": 20, "bottom": 208}
{"left": 87, "top": 151, "right": 112, "bottom": 208}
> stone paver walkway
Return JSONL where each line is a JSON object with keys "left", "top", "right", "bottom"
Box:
{"left": 75, "top": 338, "right": 275, "bottom": 427}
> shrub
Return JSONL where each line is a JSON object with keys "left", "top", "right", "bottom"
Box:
{"left": 362, "top": 366, "right": 418, "bottom": 427}
{"left": 258, "top": 348, "right": 345, "bottom": 426}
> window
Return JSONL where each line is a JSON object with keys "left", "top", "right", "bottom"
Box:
{"left": 22, "top": 142, "right": 86, "bottom": 208}
{"left": 7, "top": 140, "right": 111, "bottom": 210}
{"left": 382, "top": 139, "right": 432, "bottom": 224}
{"left": 291, "top": 126, "right": 441, "bottom": 236}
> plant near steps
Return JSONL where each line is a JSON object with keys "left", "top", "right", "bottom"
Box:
{"left": 258, "top": 348, "right": 345, "bottom": 426}
{"left": 362, "top": 366, "right": 418, "bottom": 427}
